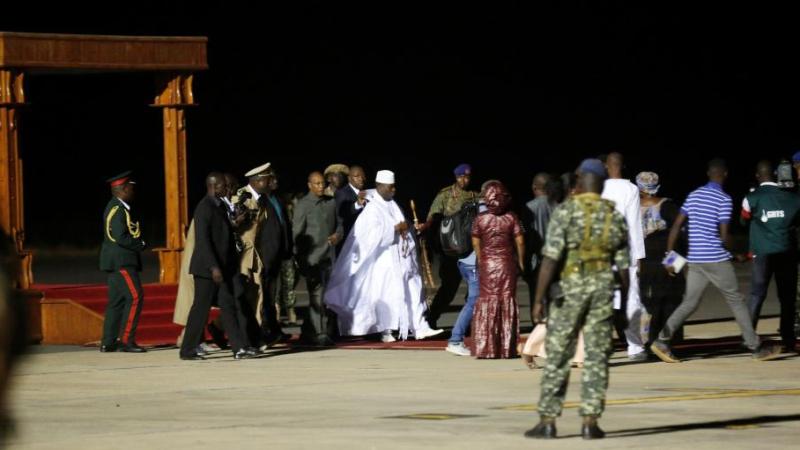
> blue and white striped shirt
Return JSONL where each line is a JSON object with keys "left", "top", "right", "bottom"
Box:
{"left": 681, "top": 182, "right": 732, "bottom": 263}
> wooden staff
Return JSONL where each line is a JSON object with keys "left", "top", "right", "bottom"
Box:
{"left": 410, "top": 199, "right": 436, "bottom": 288}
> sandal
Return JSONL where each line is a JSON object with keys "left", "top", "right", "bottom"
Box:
{"left": 522, "top": 354, "right": 539, "bottom": 369}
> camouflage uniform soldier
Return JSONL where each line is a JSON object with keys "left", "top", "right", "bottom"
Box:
{"left": 414, "top": 163, "right": 479, "bottom": 327}
{"left": 525, "top": 159, "right": 630, "bottom": 440}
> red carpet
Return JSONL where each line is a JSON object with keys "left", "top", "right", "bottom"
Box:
{"left": 332, "top": 336, "right": 460, "bottom": 350}
{"left": 34, "top": 283, "right": 184, "bottom": 346}
{"left": 32, "top": 283, "right": 794, "bottom": 354}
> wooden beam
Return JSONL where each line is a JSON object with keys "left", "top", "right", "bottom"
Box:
{"left": 153, "top": 74, "right": 193, "bottom": 283}
{"left": 0, "top": 32, "right": 208, "bottom": 71}
{"left": 0, "top": 32, "right": 208, "bottom": 287}
{"left": 0, "top": 69, "right": 31, "bottom": 288}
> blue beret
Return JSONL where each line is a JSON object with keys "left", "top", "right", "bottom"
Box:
{"left": 454, "top": 163, "right": 472, "bottom": 176}
{"left": 792, "top": 151, "right": 800, "bottom": 163}
{"left": 576, "top": 158, "right": 607, "bottom": 177}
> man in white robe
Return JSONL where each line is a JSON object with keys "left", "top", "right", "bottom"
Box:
{"left": 324, "top": 170, "right": 443, "bottom": 342}
{"left": 601, "top": 152, "right": 647, "bottom": 360}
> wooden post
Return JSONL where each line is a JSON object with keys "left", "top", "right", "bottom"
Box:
{"left": 152, "top": 74, "right": 194, "bottom": 284}
{"left": 0, "top": 69, "right": 32, "bottom": 288}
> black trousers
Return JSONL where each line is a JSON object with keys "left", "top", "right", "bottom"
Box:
{"left": 180, "top": 276, "right": 249, "bottom": 356}
{"left": 299, "top": 262, "right": 334, "bottom": 340}
{"left": 102, "top": 268, "right": 144, "bottom": 346}
{"left": 749, "top": 251, "right": 798, "bottom": 349}
{"left": 427, "top": 254, "right": 463, "bottom": 325}
{"left": 260, "top": 272, "right": 285, "bottom": 337}
{"left": 234, "top": 273, "right": 266, "bottom": 347}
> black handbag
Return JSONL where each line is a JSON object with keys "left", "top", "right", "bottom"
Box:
{"left": 439, "top": 202, "right": 478, "bottom": 258}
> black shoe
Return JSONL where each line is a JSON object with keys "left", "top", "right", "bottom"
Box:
{"left": 244, "top": 347, "right": 261, "bottom": 356}
{"left": 262, "top": 332, "right": 284, "bottom": 348}
{"left": 120, "top": 343, "right": 147, "bottom": 353}
{"left": 99, "top": 344, "right": 118, "bottom": 353}
{"left": 180, "top": 353, "right": 205, "bottom": 361}
{"left": 581, "top": 423, "right": 605, "bottom": 439}
{"left": 300, "top": 334, "right": 335, "bottom": 347}
{"left": 207, "top": 323, "right": 229, "bottom": 350}
{"left": 524, "top": 421, "right": 557, "bottom": 439}
{"left": 316, "top": 335, "right": 335, "bottom": 347}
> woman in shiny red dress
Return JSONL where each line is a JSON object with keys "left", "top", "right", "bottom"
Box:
{"left": 471, "top": 181, "right": 525, "bottom": 358}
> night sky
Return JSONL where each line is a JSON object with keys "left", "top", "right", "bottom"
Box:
{"left": 3, "top": 3, "right": 800, "bottom": 248}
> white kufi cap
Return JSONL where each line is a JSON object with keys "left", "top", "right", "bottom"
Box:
{"left": 375, "top": 170, "right": 395, "bottom": 184}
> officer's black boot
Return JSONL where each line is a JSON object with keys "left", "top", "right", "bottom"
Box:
{"left": 524, "top": 416, "right": 557, "bottom": 439}
{"left": 581, "top": 415, "right": 605, "bottom": 439}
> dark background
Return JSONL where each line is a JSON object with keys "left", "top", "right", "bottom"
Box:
{"left": 3, "top": 2, "right": 799, "bottom": 249}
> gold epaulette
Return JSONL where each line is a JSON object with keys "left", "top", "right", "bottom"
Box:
{"left": 105, "top": 206, "right": 119, "bottom": 242}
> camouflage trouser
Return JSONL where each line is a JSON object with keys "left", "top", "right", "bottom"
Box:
{"left": 277, "top": 258, "right": 297, "bottom": 311}
{"left": 538, "top": 275, "right": 614, "bottom": 417}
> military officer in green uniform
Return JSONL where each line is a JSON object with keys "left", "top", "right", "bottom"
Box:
{"left": 525, "top": 159, "right": 630, "bottom": 440}
{"left": 99, "top": 171, "right": 147, "bottom": 353}
{"left": 414, "top": 163, "right": 479, "bottom": 327}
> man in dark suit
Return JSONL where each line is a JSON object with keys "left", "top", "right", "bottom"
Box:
{"left": 99, "top": 171, "right": 147, "bottom": 353}
{"left": 334, "top": 165, "right": 367, "bottom": 255}
{"left": 180, "top": 172, "right": 253, "bottom": 360}
{"left": 258, "top": 171, "right": 293, "bottom": 344}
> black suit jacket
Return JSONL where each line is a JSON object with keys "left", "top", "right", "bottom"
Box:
{"left": 335, "top": 185, "right": 363, "bottom": 239}
{"left": 258, "top": 195, "right": 293, "bottom": 275}
{"left": 189, "top": 195, "right": 238, "bottom": 278}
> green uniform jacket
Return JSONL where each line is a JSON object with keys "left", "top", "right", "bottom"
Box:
{"left": 99, "top": 197, "right": 146, "bottom": 271}
{"left": 742, "top": 184, "right": 800, "bottom": 256}
{"left": 542, "top": 193, "right": 630, "bottom": 282}
{"left": 427, "top": 184, "right": 479, "bottom": 220}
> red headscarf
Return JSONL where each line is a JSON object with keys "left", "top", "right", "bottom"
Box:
{"left": 483, "top": 181, "right": 511, "bottom": 215}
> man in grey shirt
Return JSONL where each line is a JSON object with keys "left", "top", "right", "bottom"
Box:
{"left": 293, "top": 172, "right": 343, "bottom": 346}
{"left": 522, "top": 173, "right": 562, "bottom": 317}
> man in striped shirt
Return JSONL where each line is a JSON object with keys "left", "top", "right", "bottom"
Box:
{"left": 650, "top": 159, "right": 780, "bottom": 362}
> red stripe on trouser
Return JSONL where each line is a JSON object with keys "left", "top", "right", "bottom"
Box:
{"left": 119, "top": 269, "right": 140, "bottom": 343}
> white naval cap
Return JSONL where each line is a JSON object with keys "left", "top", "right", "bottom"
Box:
{"left": 245, "top": 162, "right": 272, "bottom": 177}
{"left": 375, "top": 170, "right": 395, "bottom": 184}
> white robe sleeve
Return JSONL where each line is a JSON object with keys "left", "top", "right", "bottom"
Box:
{"left": 626, "top": 187, "right": 646, "bottom": 261}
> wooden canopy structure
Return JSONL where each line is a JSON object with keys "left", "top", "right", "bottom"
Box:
{"left": 0, "top": 32, "right": 208, "bottom": 287}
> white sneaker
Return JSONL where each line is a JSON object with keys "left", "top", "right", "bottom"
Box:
{"left": 445, "top": 342, "right": 471, "bottom": 356}
{"left": 198, "top": 342, "right": 215, "bottom": 352}
{"left": 381, "top": 331, "right": 397, "bottom": 343}
{"left": 415, "top": 328, "right": 444, "bottom": 340}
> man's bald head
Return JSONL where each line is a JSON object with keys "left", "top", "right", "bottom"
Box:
{"left": 224, "top": 173, "right": 239, "bottom": 198}
{"left": 755, "top": 160, "right": 774, "bottom": 183}
{"left": 206, "top": 172, "right": 227, "bottom": 198}
{"left": 206, "top": 172, "right": 223, "bottom": 186}
{"left": 532, "top": 172, "right": 551, "bottom": 198}
{"left": 349, "top": 165, "right": 366, "bottom": 190}
{"left": 308, "top": 171, "right": 325, "bottom": 197}
{"left": 707, "top": 158, "right": 728, "bottom": 184}
{"left": 605, "top": 152, "right": 624, "bottom": 178}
